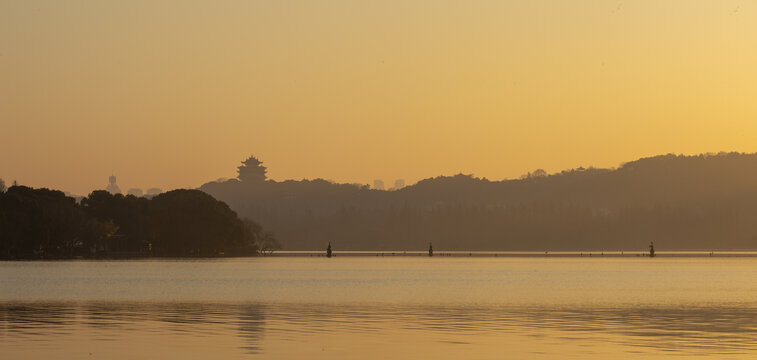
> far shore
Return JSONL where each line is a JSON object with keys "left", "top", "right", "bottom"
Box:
{"left": 272, "top": 250, "right": 757, "bottom": 258}
{"left": 5, "top": 250, "right": 757, "bottom": 260}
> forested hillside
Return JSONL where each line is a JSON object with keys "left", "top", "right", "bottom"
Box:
{"left": 200, "top": 153, "right": 757, "bottom": 251}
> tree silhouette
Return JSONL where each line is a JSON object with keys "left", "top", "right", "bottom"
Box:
{"left": 243, "top": 218, "right": 281, "bottom": 255}
{"left": 0, "top": 186, "right": 268, "bottom": 259}
{"left": 0, "top": 186, "right": 93, "bottom": 258}
{"left": 149, "top": 189, "right": 257, "bottom": 256}
{"left": 0, "top": 178, "right": 5, "bottom": 193}
{"left": 237, "top": 156, "right": 267, "bottom": 183}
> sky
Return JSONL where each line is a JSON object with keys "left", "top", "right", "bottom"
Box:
{"left": 2, "top": 0, "right": 757, "bottom": 195}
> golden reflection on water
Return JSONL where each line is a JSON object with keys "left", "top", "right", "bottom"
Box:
{"left": 2, "top": 258, "right": 757, "bottom": 359}
{"left": 2, "top": 302, "right": 757, "bottom": 359}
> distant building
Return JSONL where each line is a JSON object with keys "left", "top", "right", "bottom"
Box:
{"left": 145, "top": 188, "right": 162, "bottom": 198}
{"left": 127, "top": 188, "right": 144, "bottom": 197}
{"left": 373, "top": 179, "right": 385, "bottom": 190}
{"left": 393, "top": 179, "right": 405, "bottom": 190}
{"left": 106, "top": 175, "right": 122, "bottom": 194}
{"left": 350, "top": 183, "right": 369, "bottom": 190}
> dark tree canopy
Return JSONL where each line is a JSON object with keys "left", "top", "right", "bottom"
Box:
{"left": 149, "top": 189, "right": 256, "bottom": 256}
{"left": 0, "top": 186, "right": 91, "bottom": 258}
{"left": 237, "top": 156, "right": 268, "bottom": 183}
{"left": 0, "top": 186, "right": 270, "bottom": 259}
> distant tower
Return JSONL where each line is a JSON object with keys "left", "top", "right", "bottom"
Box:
{"left": 106, "top": 175, "right": 122, "bottom": 194}
{"left": 649, "top": 241, "right": 656, "bottom": 258}
{"left": 326, "top": 242, "right": 332, "bottom": 258}
{"left": 373, "top": 179, "right": 385, "bottom": 190}
{"left": 394, "top": 179, "right": 405, "bottom": 190}
{"left": 428, "top": 243, "right": 433, "bottom": 257}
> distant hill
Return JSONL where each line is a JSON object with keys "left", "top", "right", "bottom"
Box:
{"left": 200, "top": 153, "right": 757, "bottom": 251}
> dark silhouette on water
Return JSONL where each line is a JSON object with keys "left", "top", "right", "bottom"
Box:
{"left": 0, "top": 185, "right": 272, "bottom": 259}
{"left": 428, "top": 243, "right": 433, "bottom": 257}
{"left": 649, "top": 242, "right": 656, "bottom": 258}
{"left": 326, "top": 242, "right": 332, "bottom": 258}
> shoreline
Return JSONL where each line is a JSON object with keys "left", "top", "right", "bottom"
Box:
{"left": 3, "top": 250, "right": 757, "bottom": 260}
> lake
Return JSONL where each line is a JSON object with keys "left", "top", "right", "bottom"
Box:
{"left": 2, "top": 257, "right": 757, "bottom": 359}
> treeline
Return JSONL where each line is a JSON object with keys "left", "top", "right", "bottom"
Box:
{"left": 200, "top": 152, "right": 757, "bottom": 251}
{"left": 0, "top": 185, "right": 271, "bottom": 259}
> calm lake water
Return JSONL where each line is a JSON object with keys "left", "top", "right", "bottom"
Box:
{"left": 2, "top": 257, "right": 757, "bottom": 359}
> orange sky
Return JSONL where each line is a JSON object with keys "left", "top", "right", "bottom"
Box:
{"left": 2, "top": 1, "right": 757, "bottom": 195}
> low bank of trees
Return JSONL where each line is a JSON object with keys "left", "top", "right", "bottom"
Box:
{"left": 0, "top": 185, "right": 273, "bottom": 259}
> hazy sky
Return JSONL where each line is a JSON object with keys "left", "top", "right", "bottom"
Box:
{"left": 2, "top": 1, "right": 757, "bottom": 195}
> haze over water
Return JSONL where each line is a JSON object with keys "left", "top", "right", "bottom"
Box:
{"left": 2, "top": 257, "right": 757, "bottom": 359}
{"left": 4, "top": 1, "right": 757, "bottom": 359}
